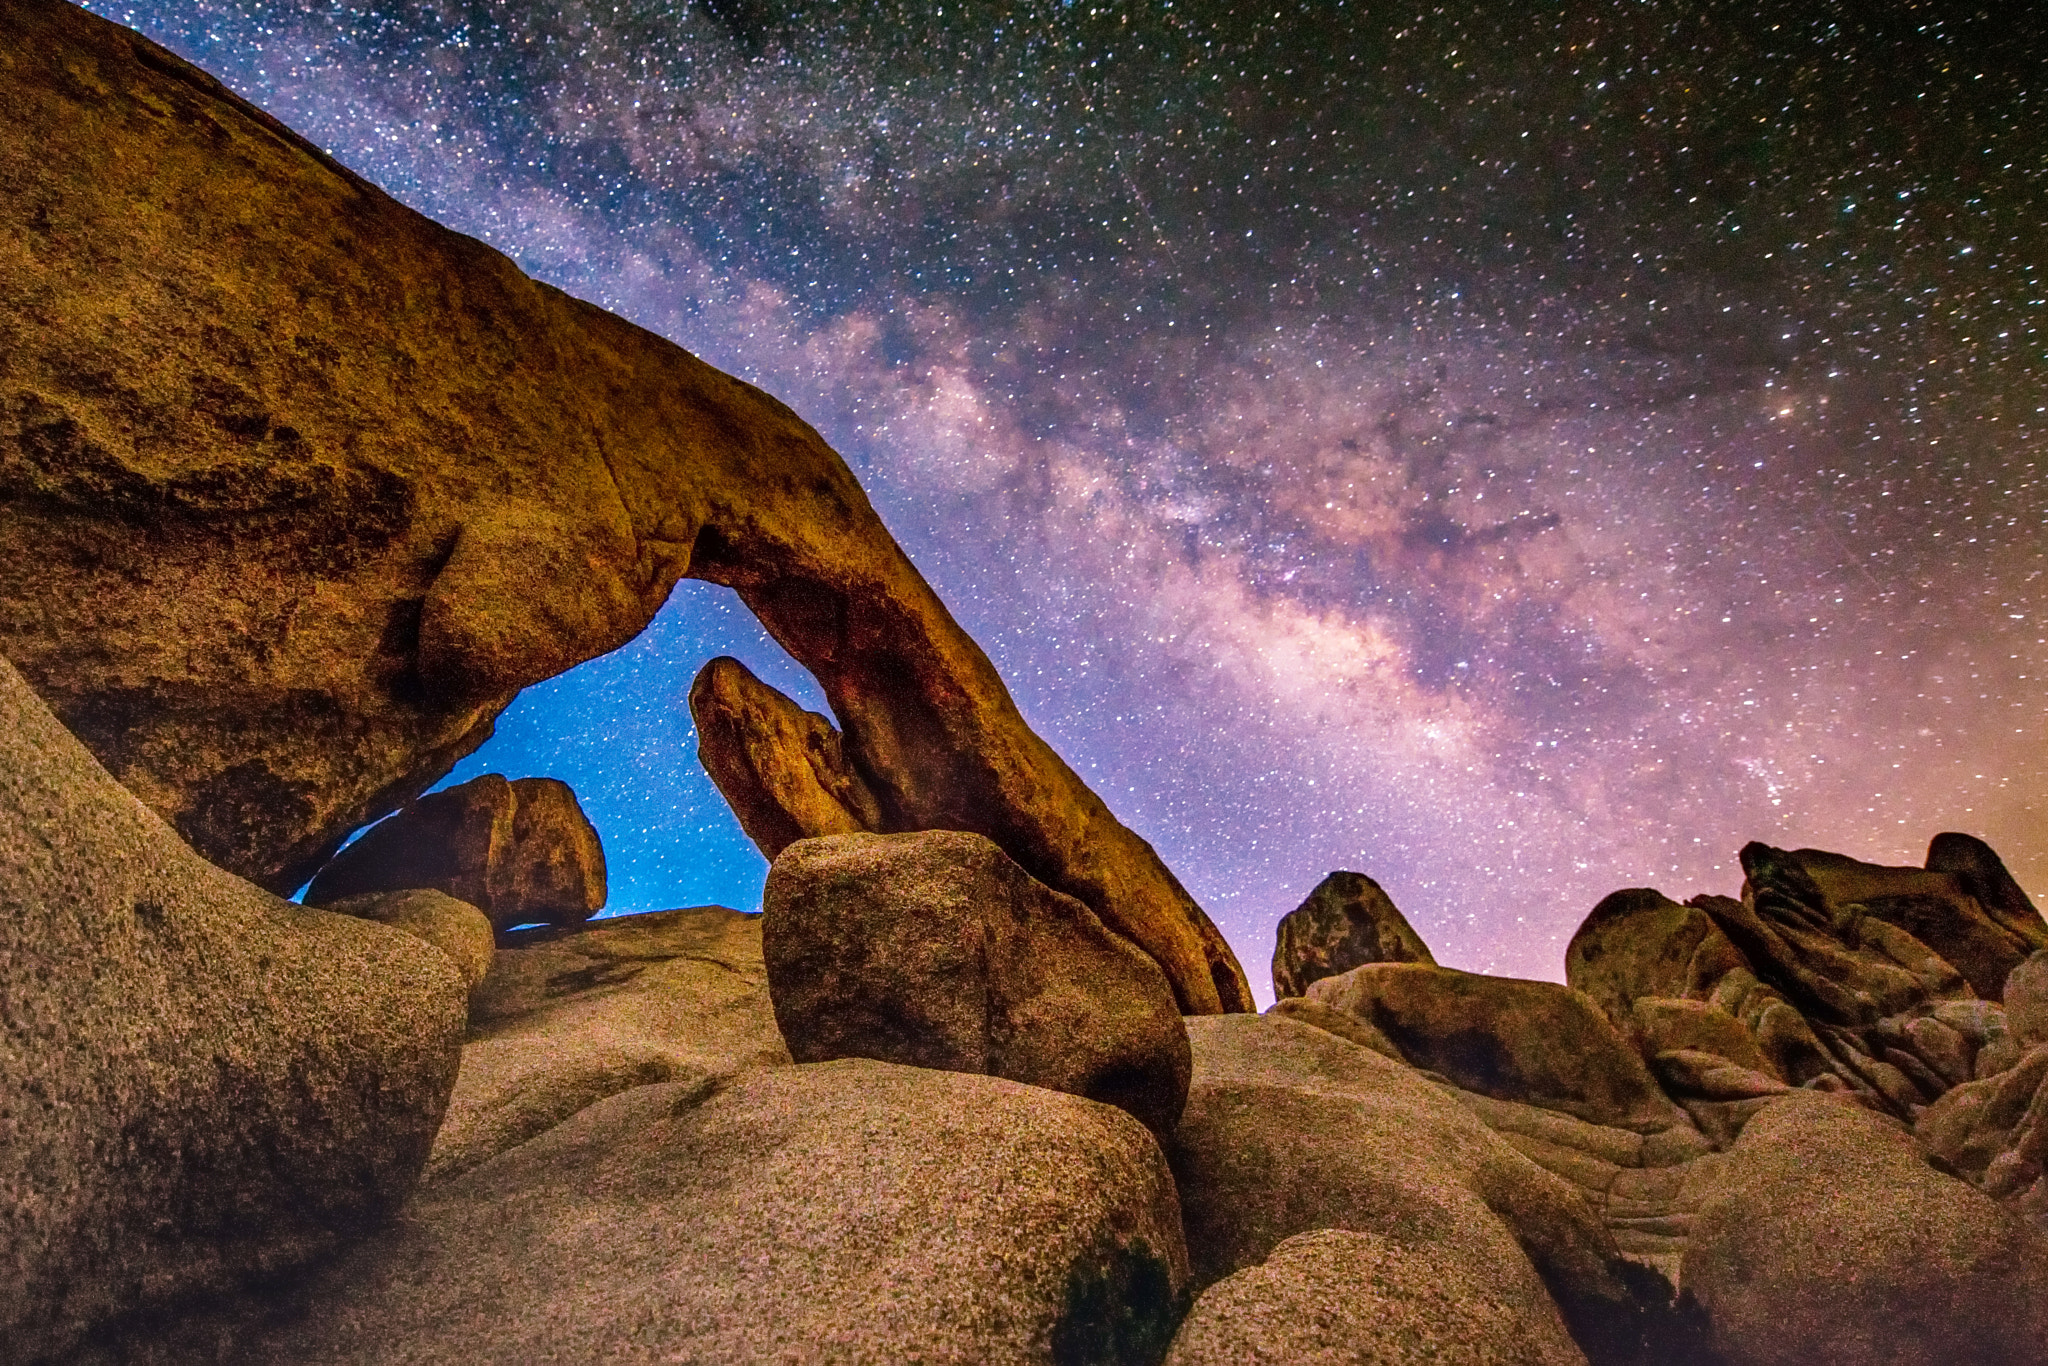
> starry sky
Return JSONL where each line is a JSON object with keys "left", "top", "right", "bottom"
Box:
{"left": 92, "top": 0, "right": 2046, "bottom": 1003}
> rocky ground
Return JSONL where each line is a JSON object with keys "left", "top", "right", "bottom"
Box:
{"left": 6, "top": 2, "right": 2048, "bottom": 1362}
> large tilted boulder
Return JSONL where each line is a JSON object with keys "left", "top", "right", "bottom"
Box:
{"left": 305, "top": 773, "right": 606, "bottom": 930}
{"left": 764, "top": 831, "right": 1191, "bottom": 1139}
{"left": 425, "top": 904, "right": 790, "bottom": 1183}
{"left": 1681, "top": 1090, "right": 2048, "bottom": 1366}
{"left": 126, "top": 1062, "right": 1190, "bottom": 1366}
{"left": 0, "top": 655, "right": 465, "bottom": 1362}
{"left": 1163, "top": 1228, "right": 1590, "bottom": 1366}
{"left": 2000, "top": 949, "right": 2048, "bottom": 1048}
{"left": 688, "top": 654, "right": 884, "bottom": 856}
{"left": 1271, "top": 869, "right": 1435, "bottom": 1001}
{"left": 1172, "top": 1014, "right": 1672, "bottom": 1365}
{"left": 0, "top": 0, "right": 1248, "bottom": 1012}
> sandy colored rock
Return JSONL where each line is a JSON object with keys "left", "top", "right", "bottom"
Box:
{"left": 2006, "top": 950, "right": 2048, "bottom": 1048}
{"left": 764, "top": 831, "right": 1191, "bottom": 1138}
{"left": 427, "top": 905, "right": 789, "bottom": 1183}
{"left": 0, "top": 0, "right": 1247, "bottom": 1012}
{"left": 1173, "top": 1014, "right": 1672, "bottom": 1365}
{"left": 1271, "top": 870, "right": 1435, "bottom": 1001}
{"left": 133, "top": 1061, "right": 1190, "bottom": 1365}
{"left": 1786, "top": 844, "right": 2040, "bottom": 1002}
{"left": 1162, "top": 1228, "right": 1588, "bottom": 1366}
{"left": 0, "top": 653, "right": 464, "bottom": 1362}
{"left": 1567, "top": 889, "right": 1751, "bottom": 1026}
{"left": 1924, "top": 832, "right": 2048, "bottom": 960}
{"left": 1306, "top": 962, "right": 1686, "bottom": 1133}
{"left": 321, "top": 888, "right": 495, "bottom": 995}
{"left": 1630, "top": 997, "right": 1776, "bottom": 1077}
{"left": 688, "top": 653, "right": 884, "bottom": 856}
{"left": 1682, "top": 1089, "right": 2048, "bottom": 1366}
{"left": 305, "top": 774, "right": 604, "bottom": 930}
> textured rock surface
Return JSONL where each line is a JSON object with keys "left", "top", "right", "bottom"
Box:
{"left": 1271, "top": 870, "right": 1435, "bottom": 1001}
{"left": 2007, "top": 950, "right": 2048, "bottom": 1048}
{"left": 426, "top": 904, "right": 789, "bottom": 1183}
{"left": 304, "top": 774, "right": 605, "bottom": 930}
{"left": 1785, "top": 844, "right": 2043, "bottom": 1002}
{"left": 765, "top": 831, "right": 1191, "bottom": 1138}
{"left": 0, "top": 0, "right": 1247, "bottom": 1011}
{"left": 1916, "top": 1042, "right": 2048, "bottom": 1230}
{"left": 1566, "top": 853, "right": 2027, "bottom": 1125}
{"left": 1162, "top": 1228, "right": 1589, "bottom": 1366}
{"left": 1925, "top": 831, "right": 2048, "bottom": 956}
{"left": 1682, "top": 1090, "right": 2048, "bottom": 1366}
{"left": 1174, "top": 1014, "right": 1669, "bottom": 1365}
{"left": 320, "top": 888, "right": 496, "bottom": 996}
{"left": 131, "top": 1062, "right": 1190, "bottom": 1366}
{"left": 1306, "top": 962, "right": 1687, "bottom": 1133}
{"left": 0, "top": 654, "right": 465, "bottom": 1362}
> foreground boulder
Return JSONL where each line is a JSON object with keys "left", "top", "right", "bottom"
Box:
{"left": 126, "top": 1061, "right": 1190, "bottom": 1365}
{"left": 0, "top": 655, "right": 465, "bottom": 1362}
{"left": 1681, "top": 1090, "right": 2048, "bottom": 1365}
{"left": 1164, "top": 1227, "right": 1589, "bottom": 1366}
{"left": 305, "top": 773, "right": 605, "bottom": 930}
{"left": 1270, "top": 869, "right": 1435, "bottom": 1001}
{"left": 1173, "top": 1014, "right": 1669, "bottom": 1365}
{"left": 764, "top": 831, "right": 1191, "bottom": 1138}
{"left": 0, "top": 0, "right": 1248, "bottom": 1012}
{"left": 1304, "top": 962, "right": 1687, "bottom": 1133}
{"left": 426, "top": 904, "right": 789, "bottom": 1182}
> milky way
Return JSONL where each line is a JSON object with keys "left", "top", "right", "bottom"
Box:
{"left": 90, "top": 0, "right": 2047, "bottom": 1001}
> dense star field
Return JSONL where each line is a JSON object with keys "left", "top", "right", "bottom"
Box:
{"left": 88, "top": 0, "right": 2045, "bottom": 1000}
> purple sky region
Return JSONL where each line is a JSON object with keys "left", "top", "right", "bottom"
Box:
{"left": 90, "top": 1, "right": 2047, "bottom": 1004}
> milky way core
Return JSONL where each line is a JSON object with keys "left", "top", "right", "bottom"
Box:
{"left": 91, "top": 1, "right": 2046, "bottom": 1002}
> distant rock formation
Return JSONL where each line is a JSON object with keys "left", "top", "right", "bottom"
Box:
{"left": 0, "top": 652, "right": 466, "bottom": 1362}
{"left": 1269, "top": 834, "right": 2048, "bottom": 1361}
{"left": 304, "top": 774, "right": 606, "bottom": 931}
{"left": 1271, "top": 869, "right": 1435, "bottom": 1000}
{"left": 0, "top": 0, "right": 1248, "bottom": 1013}
{"left": 764, "top": 830, "right": 1192, "bottom": 1140}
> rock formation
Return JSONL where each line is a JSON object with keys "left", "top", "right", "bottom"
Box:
{"left": 688, "top": 654, "right": 885, "bottom": 854}
{"left": 1170, "top": 1013, "right": 1669, "bottom": 1364}
{"left": 1271, "top": 834, "right": 2048, "bottom": 1361}
{"left": 320, "top": 888, "right": 497, "bottom": 1000}
{"left": 304, "top": 774, "right": 606, "bottom": 931}
{"left": 1163, "top": 1227, "right": 1592, "bottom": 1366}
{"left": 1681, "top": 1091, "right": 2048, "bottom": 1366}
{"left": 116, "top": 1063, "right": 1191, "bottom": 1366}
{"left": 763, "top": 830, "right": 1192, "bottom": 1139}
{"left": 427, "top": 904, "right": 789, "bottom": 1183}
{"left": 1271, "top": 869, "right": 1436, "bottom": 1000}
{"left": 0, "top": 653, "right": 466, "bottom": 1362}
{"left": 0, "top": 0, "right": 1248, "bottom": 1012}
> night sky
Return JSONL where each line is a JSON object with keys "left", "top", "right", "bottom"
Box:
{"left": 90, "top": 1, "right": 2046, "bottom": 1003}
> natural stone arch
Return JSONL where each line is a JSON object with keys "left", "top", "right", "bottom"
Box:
{"left": 0, "top": 0, "right": 1249, "bottom": 1011}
